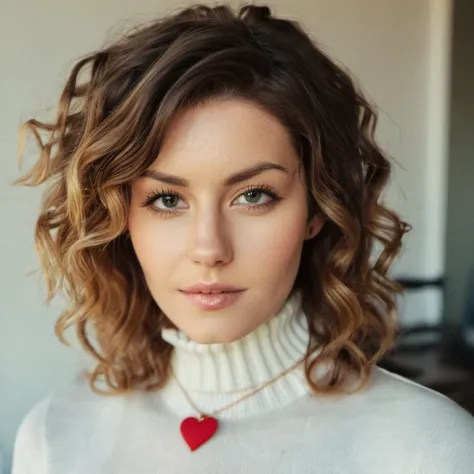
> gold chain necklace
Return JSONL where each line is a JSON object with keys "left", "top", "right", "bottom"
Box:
{"left": 172, "top": 357, "right": 305, "bottom": 451}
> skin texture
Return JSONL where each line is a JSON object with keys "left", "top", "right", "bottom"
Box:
{"left": 128, "top": 99, "right": 322, "bottom": 344}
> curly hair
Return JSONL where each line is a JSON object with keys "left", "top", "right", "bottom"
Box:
{"left": 16, "top": 3, "right": 410, "bottom": 396}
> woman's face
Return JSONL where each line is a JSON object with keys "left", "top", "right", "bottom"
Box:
{"left": 129, "top": 99, "right": 322, "bottom": 344}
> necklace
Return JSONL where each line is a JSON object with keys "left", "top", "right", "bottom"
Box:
{"left": 172, "top": 357, "right": 305, "bottom": 451}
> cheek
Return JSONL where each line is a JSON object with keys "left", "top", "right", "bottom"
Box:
{"left": 235, "top": 206, "right": 307, "bottom": 273}
{"left": 128, "top": 214, "right": 185, "bottom": 283}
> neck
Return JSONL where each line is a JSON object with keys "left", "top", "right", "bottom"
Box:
{"left": 157, "top": 292, "right": 315, "bottom": 419}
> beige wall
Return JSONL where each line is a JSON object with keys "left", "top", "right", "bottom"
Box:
{"left": 0, "top": 0, "right": 451, "bottom": 470}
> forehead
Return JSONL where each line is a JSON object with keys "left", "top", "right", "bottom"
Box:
{"left": 152, "top": 99, "right": 298, "bottom": 177}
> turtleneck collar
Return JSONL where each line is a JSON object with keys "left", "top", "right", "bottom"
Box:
{"left": 161, "top": 291, "right": 309, "bottom": 393}
{"left": 152, "top": 292, "right": 318, "bottom": 420}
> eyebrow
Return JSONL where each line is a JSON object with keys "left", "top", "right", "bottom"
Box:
{"left": 142, "top": 161, "right": 289, "bottom": 187}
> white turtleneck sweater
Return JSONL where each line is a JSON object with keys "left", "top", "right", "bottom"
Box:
{"left": 11, "top": 294, "right": 474, "bottom": 473}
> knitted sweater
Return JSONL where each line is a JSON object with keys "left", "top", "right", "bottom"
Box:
{"left": 12, "top": 295, "right": 474, "bottom": 473}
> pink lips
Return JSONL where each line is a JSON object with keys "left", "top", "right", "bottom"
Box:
{"left": 180, "top": 282, "right": 245, "bottom": 310}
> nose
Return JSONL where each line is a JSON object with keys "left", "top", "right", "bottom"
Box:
{"left": 187, "top": 205, "right": 233, "bottom": 267}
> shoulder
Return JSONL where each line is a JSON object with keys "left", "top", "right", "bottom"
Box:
{"left": 12, "top": 375, "right": 128, "bottom": 473}
{"left": 12, "top": 394, "right": 51, "bottom": 474}
{"left": 367, "top": 366, "right": 474, "bottom": 422}
{"left": 363, "top": 366, "right": 474, "bottom": 471}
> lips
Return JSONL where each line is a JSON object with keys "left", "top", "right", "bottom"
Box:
{"left": 181, "top": 282, "right": 245, "bottom": 294}
{"left": 180, "top": 283, "right": 246, "bottom": 310}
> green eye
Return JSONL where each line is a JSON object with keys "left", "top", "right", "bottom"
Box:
{"left": 160, "top": 195, "right": 180, "bottom": 208}
{"left": 233, "top": 185, "right": 281, "bottom": 208}
{"left": 243, "top": 190, "right": 263, "bottom": 204}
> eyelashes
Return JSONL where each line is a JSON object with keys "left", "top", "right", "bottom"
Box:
{"left": 141, "top": 187, "right": 185, "bottom": 211}
{"left": 140, "top": 184, "right": 283, "bottom": 217}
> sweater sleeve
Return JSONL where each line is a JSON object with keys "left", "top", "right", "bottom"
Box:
{"left": 416, "top": 396, "right": 474, "bottom": 474}
{"left": 11, "top": 397, "right": 50, "bottom": 474}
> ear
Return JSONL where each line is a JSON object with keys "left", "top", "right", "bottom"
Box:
{"left": 305, "top": 214, "right": 324, "bottom": 240}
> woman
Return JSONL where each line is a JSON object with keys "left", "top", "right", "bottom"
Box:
{"left": 12, "top": 4, "right": 474, "bottom": 473}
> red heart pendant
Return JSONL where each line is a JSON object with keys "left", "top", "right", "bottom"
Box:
{"left": 180, "top": 416, "right": 219, "bottom": 451}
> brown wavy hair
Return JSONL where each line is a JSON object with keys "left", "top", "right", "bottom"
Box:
{"left": 16, "top": 4, "right": 410, "bottom": 396}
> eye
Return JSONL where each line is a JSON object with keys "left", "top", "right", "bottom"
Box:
{"left": 140, "top": 189, "right": 188, "bottom": 215}
{"left": 234, "top": 189, "right": 271, "bottom": 205}
{"left": 154, "top": 193, "right": 185, "bottom": 210}
{"left": 232, "top": 184, "right": 282, "bottom": 210}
